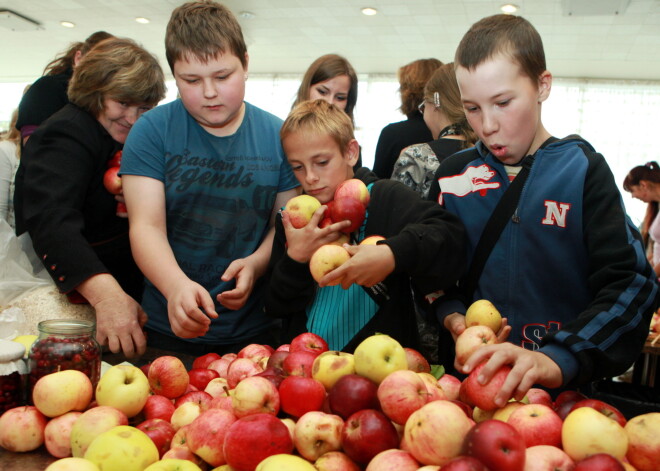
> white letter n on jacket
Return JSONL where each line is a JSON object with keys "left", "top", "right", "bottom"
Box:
{"left": 541, "top": 200, "right": 571, "bottom": 227}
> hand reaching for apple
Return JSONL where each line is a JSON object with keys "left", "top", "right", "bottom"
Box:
{"left": 283, "top": 206, "right": 351, "bottom": 263}
{"left": 216, "top": 257, "right": 257, "bottom": 310}
{"left": 94, "top": 291, "right": 148, "bottom": 358}
{"left": 319, "top": 243, "right": 395, "bottom": 289}
{"left": 462, "top": 343, "right": 563, "bottom": 408}
{"left": 166, "top": 278, "right": 218, "bottom": 338}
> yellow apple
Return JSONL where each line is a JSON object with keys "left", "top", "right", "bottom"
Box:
{"left": 284, "top": 194, "right": 322, "bottom": 228}
{"left": 309, "top": 244, "right": 351, "bottom": 285}
{"left": 492, "top": 401, "right": 525, "bottom": 422}
{"left": 70, "top": 405, "right": 129, "bottom": 457}
{"left": 95, "top": 364, "right": 150, "bottom": 417}
{"left": 353, "top": 334, "right": 407, "bottom": 384}
{"left": 144, "top": 459, "right": 203, "bottom": 471}
{"left": 562, "top": 406, "right": 628, "bottom": 461}
{"left": 312, "top": 350, "right": 356, "bottom": 390}
{"left": 33, "top": 369, "right": 93, "bottom": 417}
{"left": 624, "top": 412, "right": 660, "bottom": 471}
{"left": 327, "top": 233, "right": 350, "bottom": 247}
{"left": 45, "top": 457, "right": 101, "bottom": 471}
{"left": 359, "top": 235, "right": 385, "bottom": 245}
{"left": 465, "top": 299, "right": 502, "bottom": 333}
{"left": 84, "top": 425, "right": 159, "bottom": 471}
{"left": 256, "top": 453, "right": 317, "bottom": 470}
{"left": 472, "top": 406, "right": 495, "bottom": 423}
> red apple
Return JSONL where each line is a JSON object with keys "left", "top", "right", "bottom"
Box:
{"left": 315, "top": 450, "right": 361, "bottom": 471}
{"left": 365, "top": 448, "right": 420, "bottom": 470}
{"left": 418, "top": 372, "right": 447, "bottom": 402}
{"left": 44, "top": 411, "right": 82, "bottom": 458}
{"left": 554, "top": 390, "right": 587, "bottom": 409}
{"left": 440, "top": 456, "right": 489, "bottom": 471}
{"left": 148, "top": 355, "right": 190, "bottom": 399}
{"left": 524, "top": 445, "right": 575, "bottom": 471}
{"left": 289, "top": 332, "right": 329, "bottom": 356}
{"left": 448, "top": 399, "right": 474, "bottom": 418}
{"left": 438, "top": 374, "right": 462, "bottom": 401}
{"left": 625, "top": 412, "right": 660, "bottom": 471}
{"left": 255, "top": 366, "right": 287, "bottom": 389}
{"left": 525, "top": 388, "right": 554, "bottom": 408}
{"left": 327, "top": 373, "right": 380, "bottom": 420}
{"left": 192, "top": 352, "right": 221, "bottom": 370}
{"left": 185, "top": 408, "right": 237, "bottom": 467}
{"left": 0, "top": 405, "right": 48, "bottom": 452}
{"left": 266, "top": 350, "right": 290, "bottom": 370}
{"left": 161, "top": 443, "right": 207, "bottom": 468}
{"left": 279, "top": 375, "right": 326, "bottom": 418}
{"left": 237, "top": 343, "right": 273, "bottom": 364}
{"left": 226, "top": 357, "right": 264, "bottom": 388}
{"left": 223, "top": 413, "right": 294, "bottom": 471}
{"left": 209, "top": 394, "right": 234, "bottom": 413}
{"left": 107, "top": 150, "right": 122, "bottom": 168}
{"left": 293, "top": 411, "right": 344, "bottom": 461}
{"left": 464, "top": 362, "right": 512, "bottom": 411}
{"left": 275, "top": 344, "right": 290, "bottom": 352}
{"left": 463, "top": 419, "right": 525, "bottom": 471}
{"left": 334, "top": 178, "right": 370, "bottom": 207}
{"left": 574, "top": 453, "right": 625, "bottom": 471}
{"left": 330, "top": 197, "right": 366, "bottom": 233}
{"left": 376, "top": 369, "right": 429, "bottom": 425}
{"left": 507, "top": 403, "right": 563, "bottom": 448}
{"left": 282, "top": 350, "right": 318, "bottom": 377}
{"left": 136, "top": 418, "right": 176, "bottom": 458}
{"left": 455, "top": 325, "right": 496, "bottom": 365}
{"left": 340, "top": 409, "right": 400, "bottom": 465}
{"left": 187, "top": 367, "right": 220, "bottom": 391}
{"left": 103, "top": 166, "right": 122, "bottom": 195}
{"left": 404, "top": 347, "right": 431, "bottom": 373}
{"left": 204, "top": 376, "right": 231, "bottom": 397}
{"left": 569, "top": 398, "right": 627, "bottom": 427}
{"left": 207, "top": 356, "right": 233, "bottom": 379}
{"left": 231, "top": 375, "right": 280, "bottom": 418}
{"left": 143, "top": 394, "right": 176, "bottom": 422}
{"left": 173, "top": 390, "right": 213, "bottom": 411}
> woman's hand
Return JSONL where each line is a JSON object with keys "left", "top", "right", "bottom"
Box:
{"left": 95, "top": 293, "right": 147, "bottom": 358}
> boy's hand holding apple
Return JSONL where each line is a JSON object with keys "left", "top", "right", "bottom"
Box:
{"left": 283, "top": 206, "right": 350, "bottom": 263}
{"left": 319, "top": 243, "right": 395, "bottom": 289}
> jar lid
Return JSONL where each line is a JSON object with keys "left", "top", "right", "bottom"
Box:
{"left": 0, "top": 339, "right": 26, "bottom": 362}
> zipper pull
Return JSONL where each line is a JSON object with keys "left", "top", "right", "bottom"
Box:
{"left": 512, "top": 209, "right": 520, "bottom": 223}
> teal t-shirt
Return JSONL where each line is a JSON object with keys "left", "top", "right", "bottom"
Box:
{"left": 121, "top": 100, "right": 298, "bottom": 344}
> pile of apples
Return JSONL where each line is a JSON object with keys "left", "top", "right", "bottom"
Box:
{"left": 284, "top": 179, "right": 383, "bottom": 284}
{"left": 1, "top": 328, "right": 658, "bottom": 471}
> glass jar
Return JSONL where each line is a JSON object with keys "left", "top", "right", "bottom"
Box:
{"left": 28, "top": 319, "right": 101, "bottom": 396}
{"left": 0, "top": 339, "right": 28, "bottom": 412}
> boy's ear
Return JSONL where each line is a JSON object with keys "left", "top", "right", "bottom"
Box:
{"left": 345, "top": 139, "right": 360, "bottom": 166}
{"left": 538, "top": 70, "right": 552, "bottom": 103}
{"left": 243, "top": 53, "right": 250, "bottom": 75}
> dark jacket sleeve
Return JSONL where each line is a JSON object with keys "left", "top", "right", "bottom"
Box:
{"left": 540, "top": 147, "right": 659, "bottom": 385}
{"left": 16, "top": 73, "right": 70, "bottom": 132}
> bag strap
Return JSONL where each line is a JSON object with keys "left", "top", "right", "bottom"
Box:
{"left": 461, "top": 155, "right": 535, "bottom": 299}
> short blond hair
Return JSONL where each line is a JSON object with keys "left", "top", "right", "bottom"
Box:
{"left": 281, "top": 100, "right": 355, "bottom": 155}
{"left": 68, "top": 37, "right": 165, "bottom": 117}
{"left": 165, "top": 0, "right": 247, "bottom": 71}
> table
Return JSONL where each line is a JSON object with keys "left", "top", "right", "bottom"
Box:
{"left": 0, "top": 347, "right": 196, "bottom": 470}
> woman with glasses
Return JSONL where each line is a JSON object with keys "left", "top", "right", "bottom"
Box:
{"left": 623, "top": 162, "right": 660, "bottom": 276}
{"left": 373, "top": 58, "right": 442, "bottom": 179}
{"left": 392, "top": 63, "right": 477, "bottom": 199}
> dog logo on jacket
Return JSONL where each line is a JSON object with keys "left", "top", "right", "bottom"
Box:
{"left": 437, "top": 164, "right": 500, "bottom": 204}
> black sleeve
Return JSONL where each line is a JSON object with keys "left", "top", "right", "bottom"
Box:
{"left": 372, "top": 125, "right": 397, "bottom": 179}
{"left": 16, "top": 75, "right": 69, "bottom": 131}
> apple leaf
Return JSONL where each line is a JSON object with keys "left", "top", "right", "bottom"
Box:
{"left": 430, "top": 364, "right": 445, "bottom": 379}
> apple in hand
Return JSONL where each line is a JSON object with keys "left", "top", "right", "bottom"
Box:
{"left": 0, "top": 405, "right": 48, "bottom": 452}
{"left": 334, "top": 178, "right": 370, "bottom": 207}
{"left": 148, "top": 356, "right": 190, "bottom": 399}
{"left": 33, "top": 369, "right": 93, "bottom": 418}
{"left": 83, "top": 425, "right": 159, "bottom": 471}
{"left": 455, "top": 325, "right": 496, "bottom": 365}
{"left": 293, "top": 411, "right": 344, "bottom": 461}
{"left": 185, "top": 408, "right": 237, "bottom": 467}
{"left": 290, "top": 331, "right": 329, "bottom": 356}
{"left": 464, "top": 362, "right": 512, "bottom": 411}
{"left": 523, "top": 445, "right": 574, "bottom": 471}
{"left": 403, "top": 400, "right": 472, "bottom": 466}
{"left": 312, "top": 350, "right": 356, "bottom": 390}
{"left": 143, "top": 394, "right": 176, "bottom": 422}
{"left": 353, "top": 333, "right": 408, "bottom": 384}
{"left": 465, "top": 299, "right": 502, "bottom": 333}
{"left": 231, "top": 375, "right": 280, "bottom": 417}
{"left": 330, "top": 197, "right": 366, "bottom": 233}
{"left": 309, "top": 244, "right": 351, "bottom": 285}
{"left": 314, "top": 451, "right": 361, "bottom": 471}
{"left": 285, "top": 194, "right": 322, "bottom": 228}
{"left": 136, "top": 418, "right": 177, "bottom": 458}
{"left": 70, "top": 405, "right": 129, "bottom": 457}
{"left": 574, "top": 453, "right": 625, "bottom": 471}
{"left": 223, "top": 413, "right": 294, "bottom": 471}
{"left": 44, "top": 411, "right": 82, "bottom": 458}
{"left": 568, "top": 398, "right": 627, "bottom": 427}
{"left": 507, "top": 403, "right": 563, "bottom": 448}
{"left": 377, "top": 369, "right": 429, "bottom": 425}
{"left": 103, "top": 166, "right": 122, "bottom": 195}
{"left": 340, "top": 409, "right": 400, "bottom": 465}
{"left": 562, "top": 406, "right": 628, "bottom": 462}
{"left": 463, "top": 419, "right": 526, "bottom": 471}
{"left": 327, "top": 373, "right": 380, "bottom": 420}
{"left": 624, "top": 412, "right": 660, "bottom": 471}
{"left": 279, "top": 375, "right": 326, "bottom": 418}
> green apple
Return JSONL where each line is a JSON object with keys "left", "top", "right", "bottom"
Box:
{"left": 95, "top": 364, "right": 150, "bottom": 417}
{"left": 144, "top": 459, "right": 203, "bottom": 471}
{"left": 312, "top": 351, "right": 356, "bottom": 390}
{"left": 256, "top": 453, "right": 317, "bottom": 470}
{"left": 45, "top": 457, "right": 101, "bottom": 471}
{"left": 84, "top": 425, "right": 159, "bottom": 471}
{"left": 353, "top": 334, "right": 407, "bottom": 384}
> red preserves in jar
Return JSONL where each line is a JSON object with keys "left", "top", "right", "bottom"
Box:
{"left": 28, "top": 319, "right": 101, "bottom": 396}
{"left": 0, "top": 339, "right": 28, "bottom": 412}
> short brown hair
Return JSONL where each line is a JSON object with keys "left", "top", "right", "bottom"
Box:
{"left": 455, "top": 14, "right": 546, "bottom": 83}
{"left": 398, "top": 58, "right": 443, "bottom": 116}
{"left": 165, "top": 0, "right": 247, "bottom": 72}
{"left": 293, "top": 54, "right": 359, "bottom": 125}
{"left": 68, "top": 38, "right": 165, "bottom": 117}
{"left": 281, "top": 100, "right": 354, "bottom": 155}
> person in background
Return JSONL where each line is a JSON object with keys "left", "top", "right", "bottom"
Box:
{"left": 0, "top": 108, "right": 20, "bottom": 228}
{"left": 372, "top": 58, "right": 443, "bottom": 179}
{"left": 15, "top": 30, "right": 114, "bottom": 144}
{"left": 293, "top": 53, "right": 362, "bottom": 169}
{"left": 14, "top": 37, "right": 166, "bottom": 358}
{"left": 121, "top": 0, "right": 299, "bottom": 356}
{"left": 265, "top": 99, "right": 466, "bottom": 354}
{"left": 392, "top": 62, "right": 478, "bottom": 199}
{"left": 623, "top": 162, "right": 660, "bottom": 276}
{"left": 432, "top": 14, "right": 659, "bottom": 407}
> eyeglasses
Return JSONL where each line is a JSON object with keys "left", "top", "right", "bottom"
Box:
{"left": 417, "top": 92, "right": 441, "bottom": 114}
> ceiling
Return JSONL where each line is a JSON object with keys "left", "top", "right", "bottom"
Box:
{"left": 1, "top": 0, "right": 659, "bottom": 83}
